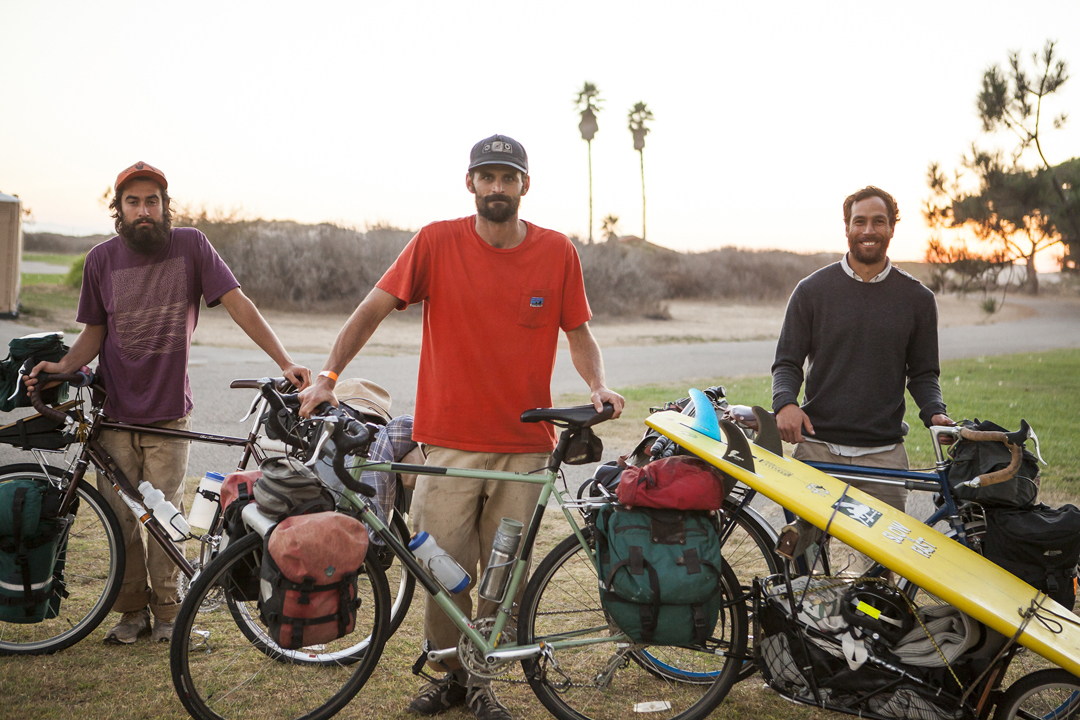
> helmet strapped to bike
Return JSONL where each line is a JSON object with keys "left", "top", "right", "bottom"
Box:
{"left": 840, "top": 581, "right": 915, "bottom": 646}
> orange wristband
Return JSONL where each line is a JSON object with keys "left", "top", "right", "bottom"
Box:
{"left": 318, "top": 370, "right": 339, "bottom": 383}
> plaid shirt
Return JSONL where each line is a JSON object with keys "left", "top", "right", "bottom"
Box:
{"left": 349, "top": 414, "right": 417, "bottom": 531}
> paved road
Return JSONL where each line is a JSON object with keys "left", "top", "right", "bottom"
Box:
{"left": 2, "top": 296, "right": 1078, "bottom": 486}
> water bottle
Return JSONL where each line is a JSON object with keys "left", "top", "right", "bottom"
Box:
{"left": 478, "top": 518, "right": 523, "bottom": 602}
{"left": 409, "top": 532, "right": 470, "bottom": 594}
{"left": 138, "top": 481, "right": 190, "bottom": 542}
{"left": 188, "top": 471, "right": 225, "bottom": 531}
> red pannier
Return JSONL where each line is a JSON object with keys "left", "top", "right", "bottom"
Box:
{"left": 259, "top": 511, "right": 369, "bottom": 650}
{"left": 616, "top": 456, "right": 730, "bottom": 511}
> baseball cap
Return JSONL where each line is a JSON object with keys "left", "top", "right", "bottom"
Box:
{"left": 468, "top": 134, "right": 528, "bottom": 175}
{"left": 115, "top": 161, "right": 168, "bottom": 193}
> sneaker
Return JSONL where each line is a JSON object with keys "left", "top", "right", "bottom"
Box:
{"left": 466, "top": 683, "right": 512, "bottom": 720}
{"left": 407, "top": 674, "right": 467, "bottom": 715}
{"left": 151, "top": 617, "right": 175, "bottom": 643}
{"left": 104, "top": 608, "right": 151, "bottom": 645}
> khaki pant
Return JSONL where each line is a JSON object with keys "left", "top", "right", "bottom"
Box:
{"left": 412, "top": 446, "right": 548, "bottom": 671}
{"left": 97, "top": 415, "right": 191, "bottom": 622}
{"left": 793, "top": 441, "right": 908, "bottom": 578}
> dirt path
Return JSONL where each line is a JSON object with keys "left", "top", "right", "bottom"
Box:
{"left": 191, "top": 295, "right": 1039, "bottom": 356}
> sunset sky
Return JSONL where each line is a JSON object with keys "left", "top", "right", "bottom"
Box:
{"left": 2, "top": 1, "right": 1078, "bottom": 269}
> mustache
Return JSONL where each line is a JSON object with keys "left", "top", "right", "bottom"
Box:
{"left": 482, "top": 194, "right": 512, "bottom": 204}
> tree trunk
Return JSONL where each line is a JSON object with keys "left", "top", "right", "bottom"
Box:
{"left": 1024, "top": 254, "right": 1039, "bottom": 295}
{"left": 587, "top": 140, "right": 593, "bottom": 244}
{"left": 639, "top": 150, "right": 646, "bottom": 242}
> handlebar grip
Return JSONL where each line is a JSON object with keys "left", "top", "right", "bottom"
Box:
{"left": 25, "top": 371, "right": 86, "bottom": 423}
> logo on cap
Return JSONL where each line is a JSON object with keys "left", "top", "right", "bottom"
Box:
{"left": 484, "top": 141, "right": 512, "bottom": 154}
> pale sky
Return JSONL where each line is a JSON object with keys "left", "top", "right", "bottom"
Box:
{"left": 3, "top": 1, "right": 1078, "bottom": 269}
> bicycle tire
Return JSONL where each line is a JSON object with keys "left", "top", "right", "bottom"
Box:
{"left": 170, "top": 531, "right": 390, "bottom": 720}
{"left": 0, "top": 464, "right": 125, "bottom": 655}
{"left": 994, "top": 668, "right": 1080, "bottom": 719}
{"left": 635, "top": 496, "right": 779, "bottom": 684}
{"left": 518, "top": 527, "right": 747, "bottom": 720}
{"left": 226, "top": 510, "right": 414, "bottom": 665}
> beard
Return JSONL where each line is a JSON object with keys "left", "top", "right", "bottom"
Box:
{"left": 847, "top": 232, "right": 890, "bottom": 266}
{"left": 475, "top": 193, "right": 520, "bottom": 223}
{"left": 119, "top": 216, "right": 172, "bottom": 255}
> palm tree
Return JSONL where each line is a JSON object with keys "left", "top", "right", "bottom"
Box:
{"left": 600, "top": 214, "right": 620, "bottom": 242}
{"left": 628, "top": 101, "right": 654, "bottom": 241}
{"left": 575, "top": 82, "right": 603, "bottom": 243}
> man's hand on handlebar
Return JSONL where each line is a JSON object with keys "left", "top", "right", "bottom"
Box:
{"left": 282, "top": 363, "right": 312, "bottom": 391}
{"left": 776, "top": 403, "right": 814, "bottom": 444}
{"left": 24, "top": 360, "right": 66, "bottom": 393}
{"left": 298, "top": 375, "right": 339, "bottom": 418}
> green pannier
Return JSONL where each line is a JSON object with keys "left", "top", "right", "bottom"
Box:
{"left": 0, "top": 478, "right": 71, "bottom": 623}
{"left": 0, "top": 332, "right": 70, "bottom": 413}
{"left": 595, "top": 504, "right": 724, "bottom": 647}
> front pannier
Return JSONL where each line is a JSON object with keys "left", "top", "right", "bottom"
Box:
{"left": 259, "top": 511, "right": 369, "bottom": 650}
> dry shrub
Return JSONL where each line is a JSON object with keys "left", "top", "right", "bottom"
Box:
{"left": 174, "top": 209, "right": 413, "bottom": 312}
{"left": 576, "top": 240, "right": 671, "bottom": 318}
{"left": 668, "top": 247, "right": 840, "bottom": 301}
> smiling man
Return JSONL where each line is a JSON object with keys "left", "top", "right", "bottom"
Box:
{"left": 300, "top": 134, "right": 623, "bottom": 720}
{"left": 29, "top": 161, "right": 309, "bottom": 645}
{"left": 770, "top": 186, "right": 952, "bottom": 574}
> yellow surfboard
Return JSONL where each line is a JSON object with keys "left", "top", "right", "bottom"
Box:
{"left": 646, "top": 402, "right": 1080, "bottom": 677}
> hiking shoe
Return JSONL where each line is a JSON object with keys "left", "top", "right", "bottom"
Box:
{"left": 104, "top": 608, "right": 151, "bottom": 645}
{"left": 466, "top": 683, "right": 512, "bottom": 720}
{"left": 151, "top": 617, "right": 175, "bottom": 643}
{"left": 407, "top": 674, "right": 467, "bottom": 715}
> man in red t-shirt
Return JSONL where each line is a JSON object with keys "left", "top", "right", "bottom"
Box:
{"left": 300, "top": 134, "right": 624, "bottom": 720}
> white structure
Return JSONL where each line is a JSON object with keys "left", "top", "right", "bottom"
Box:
{"left": 0, "top": 192, "right": 21, "bottom": 317}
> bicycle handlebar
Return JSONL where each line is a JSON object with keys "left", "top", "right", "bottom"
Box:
{"left": 25, "top": 370, "right": 90, "bottom": 424}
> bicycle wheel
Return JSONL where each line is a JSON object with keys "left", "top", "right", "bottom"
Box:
{"left": 170, "top": 532, "right": 390, "bottom": 720}
{"left": 0, "top": 464, "right": 125, "bottom": 655}
{"left": 994, "top": 668, "right": 1080, "bottom": 719}
{"left": 518, "top": 527, "right": 747, "bottom": 720}
{"left": 226, "top": 510, "right": 414, "bottom": 665}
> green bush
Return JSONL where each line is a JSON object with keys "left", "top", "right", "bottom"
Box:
{"left": 64, "top": 254, "right": 86, "bottom": 289}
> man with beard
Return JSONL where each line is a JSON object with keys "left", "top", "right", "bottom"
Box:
{"left": 299, "top": 134, "right": 624, "bottom": 720}
{"left": 771, "top": 186, "right": 953, "bottom": 575}
{"left": 29, "top": 161, "right": 310, "bottom": 644}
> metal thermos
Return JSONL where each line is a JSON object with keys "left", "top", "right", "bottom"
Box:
{"left": 478, "top": 518, "right": 524, "bottom": 602}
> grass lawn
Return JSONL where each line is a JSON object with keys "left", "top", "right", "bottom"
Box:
{"left": 0, "top": 348, "right": 1077, "bottom": 720}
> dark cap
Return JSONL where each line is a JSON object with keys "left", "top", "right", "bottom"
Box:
{"left": 468, "top": 134, "right": 528, "bottom": 175}
{"left": 115, "top": 161, "right": 168, "bottom": 193}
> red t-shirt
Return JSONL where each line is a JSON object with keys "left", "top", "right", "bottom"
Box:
{"left": 377, "top": 216, "right": 591, "bottom": 452}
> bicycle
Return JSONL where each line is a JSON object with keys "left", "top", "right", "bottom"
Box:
{"left": 1, "top": 372, "right": 415, "bottom": 656}
{"left": 169, "top": 387, "right": 750, "bottom": 720}
{"left": 647, "top": 391, "right": 1080, "bottom": 720}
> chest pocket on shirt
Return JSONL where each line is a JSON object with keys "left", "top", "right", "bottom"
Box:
{"left": 518, "top": 289, "right": 554, "bottom": 329}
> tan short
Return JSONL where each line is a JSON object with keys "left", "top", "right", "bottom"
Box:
{"left": 97, "top": 415, "right": 191, "bottom": 621}
{"left": 411, "top": 445, "right": 549, "bottom": 671}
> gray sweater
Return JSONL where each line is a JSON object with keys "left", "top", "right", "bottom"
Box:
{"left": 771, "top": 263, "right": 947, "bottom": 446}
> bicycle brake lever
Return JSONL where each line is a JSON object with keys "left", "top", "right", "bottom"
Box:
{"left": 1028, "top": 424, "right": 1047, "bottom": 465}
{"left": 239, "top": 393, "right": 264, "bottom": 423}
{"left": 306, "top": 417, "right": 337, "bottom": 466}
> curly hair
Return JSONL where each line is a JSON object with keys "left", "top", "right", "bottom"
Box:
{"left": 843, "top": 186, "right": 899, "bottom": 228}
{"left": 108, "top": 183, "right": 172, "bottom": 234}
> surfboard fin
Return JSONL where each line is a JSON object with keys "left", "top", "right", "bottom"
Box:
{"left": 751, "top": 405, "right": 783, "bottom": 456}
{"left": 688, "top": 388, "right": 755, "bottom": 472}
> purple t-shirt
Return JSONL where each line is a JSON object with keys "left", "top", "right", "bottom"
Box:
{"left": 77, "top": 227, "right": 239, "bottom": 423}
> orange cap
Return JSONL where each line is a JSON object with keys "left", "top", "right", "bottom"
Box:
{"left": 115, "top": 161, "right": 168, "bottom": 192}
